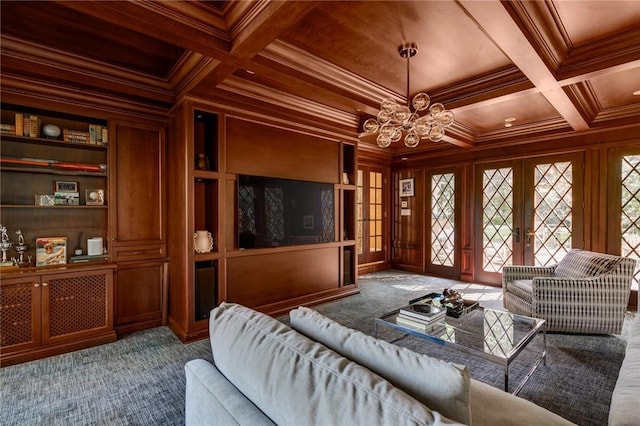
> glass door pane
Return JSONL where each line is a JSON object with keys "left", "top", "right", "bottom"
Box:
{"left": 431, "top": 173, "right": 455, "bottom": 266}
{"left": 621, "top": 154, "right": 640, "bottom": 290}
{"left": 481, "top": 167, "right": 514, "bottom": 273}
{"left": 530, "top": 161, "right": 573, "bottom": 265}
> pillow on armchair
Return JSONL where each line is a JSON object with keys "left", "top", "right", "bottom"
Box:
{"left": 554, "top": 249, "right": 621, "bottom": 279}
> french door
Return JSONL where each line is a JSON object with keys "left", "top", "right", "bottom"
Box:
{"left": 474, "top": 153, "right": 584, "bottom": 284}
{"left": 356, "top": 166, "right": 387, "bottom": 265}
{"left": 608, "top": 147, "right": 640, "bottom": 306}
{"left": 426, "top": 168, "right": 460, "bottom": 277}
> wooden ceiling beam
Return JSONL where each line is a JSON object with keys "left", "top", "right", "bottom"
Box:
{"left": 458, "top": 0, "right": 590, "bottom": 131}
{"left": 51, "top": 1, "right": 232, "bottom": 57}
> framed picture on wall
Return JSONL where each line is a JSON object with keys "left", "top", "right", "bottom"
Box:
{"left": 399, "top": 178, "right": 414, "bottom": 197}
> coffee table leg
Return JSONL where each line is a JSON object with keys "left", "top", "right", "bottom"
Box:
{"left": 504, "top": 366, "right": 509, "bottom": 392}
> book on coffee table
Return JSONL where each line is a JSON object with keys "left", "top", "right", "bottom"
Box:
{"left": 398, "top": 302, "right": 446, "bottom": 324}
{"left": 396, "top": 315, "right": 446, "bottom": 332}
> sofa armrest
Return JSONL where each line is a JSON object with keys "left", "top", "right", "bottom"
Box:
{"left": 185, "top": 359, "right": 275, "bottom": 426}
{"left": 502, "top": 265, "right": 556, "bottom": 282}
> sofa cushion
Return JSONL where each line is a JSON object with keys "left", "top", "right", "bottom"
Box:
{"left": 289, "top": 306, "right": 471, "bottom": 425}
{"left": 185, "top": 359, "right": 275, "bottom": 426}
{"left": 469, "top": 379, "right": 574, "bottom": 425}
{"left": 554, "top": 249, "right": 621, "bottom": 279}
{"left": 209, "top": 303, "right": 460, "bottom": 426}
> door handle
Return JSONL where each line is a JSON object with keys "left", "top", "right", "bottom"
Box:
{"left": 514, "top": 227, "right": 520, "bottom": 243}
{"left": 526, "top": 228, "right": 535, "bottom": 246}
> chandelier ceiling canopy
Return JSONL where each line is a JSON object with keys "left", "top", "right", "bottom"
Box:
{"left": 363, "top": 43, "right": 454, "bottom": 148}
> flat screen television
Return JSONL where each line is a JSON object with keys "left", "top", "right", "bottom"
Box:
{"left": 238, "top": 174, "right": 335, "bottom": 249}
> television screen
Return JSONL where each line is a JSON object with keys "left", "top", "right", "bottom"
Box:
{"left": 238, "top": 175, "right": 335, "bottom": 249}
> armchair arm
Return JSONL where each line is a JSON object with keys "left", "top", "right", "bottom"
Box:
{"left": 502, "top": 265, "right": 556, "bottom": 282}
{"left": 530, "top": 273, "right": 632, "bottom": 334}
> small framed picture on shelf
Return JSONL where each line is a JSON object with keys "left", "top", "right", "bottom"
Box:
{"left": 54, "top": 180, "right": 78, "bottom": 193}
{"left": 54, "top": 192, "right": 80, "bottom": 205}
{"left": 36, "top": 237, "right": 67, "bottom": 266}
{"left": 85, "top": 189, "right": 105, "bottom": 205}
{"left": 399, "top": 178, "right": 415, "bottom": 197}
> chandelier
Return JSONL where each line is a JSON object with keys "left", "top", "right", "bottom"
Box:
{"left": 362, "top": 43, "right": 454, "bottom": 148}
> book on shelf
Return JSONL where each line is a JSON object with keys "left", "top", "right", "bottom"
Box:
{"left": 69, "top": 254, "right": 108, "bottom": 263}
{"left": 398, "top": 302, "right": 446, "bottom": 324}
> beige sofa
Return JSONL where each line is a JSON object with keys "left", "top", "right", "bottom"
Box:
{"left": 185, "top": 303, "right": 574, "bottom": 425}
{"left": 609, "top": 312, "right": 640, "bottom": 425}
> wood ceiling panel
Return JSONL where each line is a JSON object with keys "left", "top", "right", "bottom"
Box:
{"left": 552, "top": 0, "right": 640, "bottom": 46}
{"left": 0, "top": 1, "right": 185, "bottom": 78}
{"left": 279, "top": 1, "right": 511, "bottom": 96}
{"left": 590, "top": 67, "right": 640, "bottom": 109}
{"left": 453, "top": 92, "right": 561, "bottom": 133}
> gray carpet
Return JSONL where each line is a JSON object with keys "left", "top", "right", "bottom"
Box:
{"left": 0, "top": 270, "right": 632, "bottom": 425}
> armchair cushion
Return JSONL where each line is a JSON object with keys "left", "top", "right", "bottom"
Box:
{"left": 554, "top": 249, "right": 621, "bottom": 279}
{"left": 505, "top": 280, "right": 533, "bottom": 304}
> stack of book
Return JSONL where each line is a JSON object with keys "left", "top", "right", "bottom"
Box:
{"left": 397, "top": 301, "right": 446, "bottom": 331}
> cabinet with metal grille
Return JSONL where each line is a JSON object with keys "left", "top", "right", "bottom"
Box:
{"left": 0, "top": 264, "right": 116, "bottom": 366}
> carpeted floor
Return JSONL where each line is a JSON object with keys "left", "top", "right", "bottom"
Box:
{"left": 0, "top": 270, "right": 633, "bottom": 425}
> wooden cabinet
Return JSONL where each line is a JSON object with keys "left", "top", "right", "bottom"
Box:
{"left": 0, "top": 104, "right": 109, "bottom": 263}
{"left": 109, "top": 120, "right": 168, "bottom": 335}
{"left": 341, "top": 142, "right": 357, "bottom": 285}
{"left": 168, "top": 104, "right": 221, "bottom": 342}
{"left": 168, "top": 100, "right": 358, "bottom": 343}
{"left": 0, "top": 265, "right": 116, "bottom": 366}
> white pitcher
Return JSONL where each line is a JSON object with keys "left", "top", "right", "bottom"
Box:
{"left": 194, "top": 230, "right": 214, "bottom": 253}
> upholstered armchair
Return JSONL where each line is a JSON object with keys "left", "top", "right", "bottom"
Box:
{"left": 502, "top": 249, "right": 637, "bottom": 334}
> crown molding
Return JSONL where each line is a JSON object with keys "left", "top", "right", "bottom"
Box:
{"left": 1, "top": 74, "right": 169, "bottom": 121}
{"left": 1, "top": 35, "right": 174, "bottom": 105}
{"left": 216, "top": 76, "right": 360, "bottom": 130}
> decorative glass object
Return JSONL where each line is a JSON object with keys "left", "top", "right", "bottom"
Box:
{"left": 362, "top": 43, "right": 454, "bottom": 148}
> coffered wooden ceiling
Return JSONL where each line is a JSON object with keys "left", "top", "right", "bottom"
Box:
{"left": 1, "top": 1, "right": 639, "bottom": 155}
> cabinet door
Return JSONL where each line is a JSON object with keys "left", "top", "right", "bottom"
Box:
{"left": 0, "top": 276, "right": 41, "bottom": 353}
{"left": 110, "top": 121, "right": 166, "bottom": 260}
{"left": 41, "top": 270, "right": 113, "bottom": 345}
{"left": 114, "top": 261, "right": 167, "bottom": 333}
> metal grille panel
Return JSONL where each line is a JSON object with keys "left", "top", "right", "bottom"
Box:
{"left": 321, "top": 189, "right": 335, "bottom": 242}
{"left": 533, "top": 161, "right": 573, "bottom": 266}
{"left": 431, "top": 173, "right": 455, "bottom": 266}
{"left": 482, "top": 168, "right": 513, "bottom": 272}
{"left": 265, "top": 188, "right": 284, "bottom": 243}
{"left": 621, "top": 154, "right": 640, "bottom": 289}
{"left": 0, "top": 282, "right": 34, "bottom": 346}
{"left": 48, "top": 275, "right": 106, "bottom": 337}
{"left": 238, "top": 186, "right": 256, "bottom": 234}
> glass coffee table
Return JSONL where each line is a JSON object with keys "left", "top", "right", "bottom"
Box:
{"left": 375, "top": 306, "right": 546, "bottom": 395}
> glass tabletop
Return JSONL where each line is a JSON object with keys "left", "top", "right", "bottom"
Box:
{"left": 376, "top": 307, "right": 545, "bottom": 365}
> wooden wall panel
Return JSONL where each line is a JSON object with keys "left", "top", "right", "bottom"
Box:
{"left": 226, "top": 247, "right": 339, "bottom": 307}
{"left": 392, "top": 169, "right": 424, "bottom": 271}
{"left": 226, "top": 117, "right": 340, "bottom": 183}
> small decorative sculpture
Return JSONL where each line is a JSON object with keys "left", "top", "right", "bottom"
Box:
{"left": 0, "top": 225, "right": 13, "bottom": 265}
{"left": 13, "top": 229, "right": 30, "bottom": 265}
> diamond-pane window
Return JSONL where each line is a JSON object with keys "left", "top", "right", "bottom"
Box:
{"left": 533, "top": 161, "right": 572, "bottom": 266}
{"left": 621, "top": 154, "right": 640, "bottom": 289}
{"left": 482, "top": 168, "right": 513, "bottom": 272}
{"left": 431, "top": 173, "right": 455, "bottom": 266}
